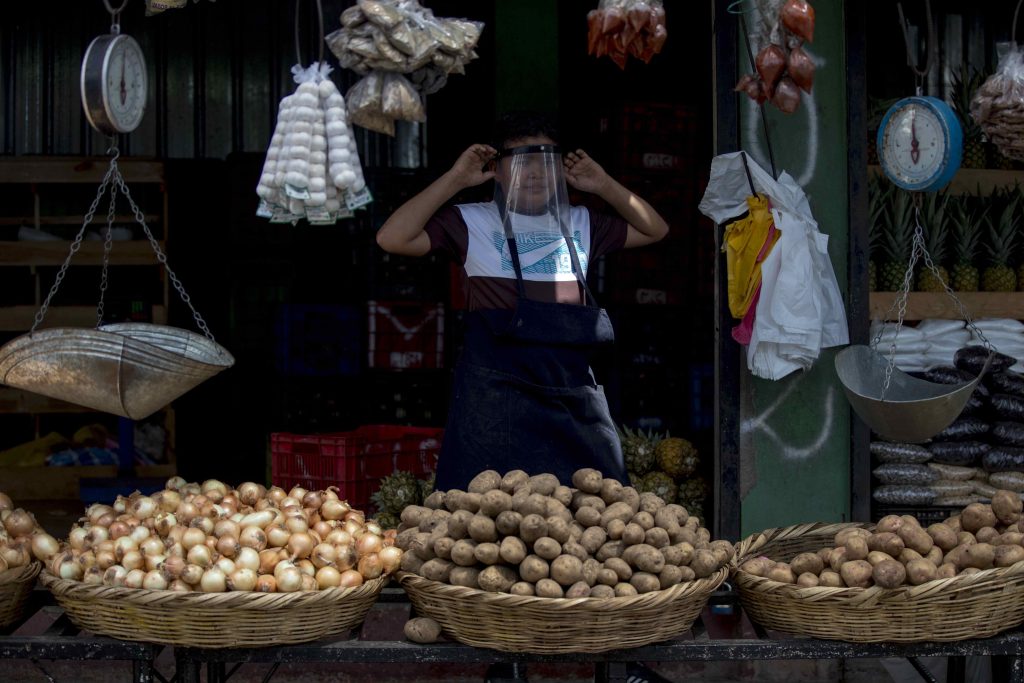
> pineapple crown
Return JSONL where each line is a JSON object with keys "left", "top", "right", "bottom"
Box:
{"left": 950, "top": 63, "right": 985, "bottom": 140}
{"left": 920, "top": 191, "right": 950, "bottom": 264}
{"left": 883, "top": 189, "right": 915, "bottom": 262}
{"left": 868, "top": 176, "right": 891, "bottom": 257}
{"left": 950, "top": 196, "right": 983, "bottom": 265}
{"left": 984, "top": 191, "right": 1020, "bottom": 267}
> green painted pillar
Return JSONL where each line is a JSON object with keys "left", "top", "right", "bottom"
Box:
{"left": 737, "top": 0, "right": 852, "bottom": 537}
{"left": 494, "top": 0, "right": 559, "bottom": 114}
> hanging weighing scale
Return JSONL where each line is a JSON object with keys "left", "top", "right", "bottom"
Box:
{"left": 0, "top": 0, "right": 233, "bottom": 420}
{"left": 835, "top": 0, "right": 992, "bottom": 443}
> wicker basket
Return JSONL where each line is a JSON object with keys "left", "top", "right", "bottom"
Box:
{"left": 398, "top": 567, "right": 728, "bottom": 654}
{"left": 0, "top": 563, "right": 41, "bottom": 629}
{"left": 40, "top": 572, "right": 387, "bottom": 648}
{"left": 733, "top": 522, "right": 1024, "bottom": 643}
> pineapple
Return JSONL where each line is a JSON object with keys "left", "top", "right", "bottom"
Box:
{"left": 418, "top": 472, "right": 436, "bottom": 502}
{"left": 371, "top": 470, "right": 420, "bottom": 516}
{"left": 867, "top": 176, "right": 889, "bottom": 291}
{"left": 915, "top": 191, "right": 950, "bottom": 291}
{"left": 881, "top": 189, "right": 914, "bottom": 292}
{"left": 679, "top": 477, "right": 709, "bottom": 522}
{"left": 951, "top": 64, "right": 987, "bottom": 169}
{"left": 655, "top": 436, "right": 699, "bottom": 480}
{"left": 619, "top": 425, "right": 660, "bottom": 477}
{"left": 950, "top": 196, "right": 983, "bottom": 292}
{"left": 982, "top": 192, "right": 1020, "bottom": 292}
{"left": 373, "top": 511, "right": 400, "bottom": 531}
{"left": 637, "top": 470, "right": 677, "bottom": 504}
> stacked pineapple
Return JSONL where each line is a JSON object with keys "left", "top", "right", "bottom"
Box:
{"left": 950, "top": 196, "right": 983, "bottom": 291}
{"left": 951, "top": 64, "right": 988, "bottom": 170}
{"left": 879, "top": 187, "right": 915, "bottom": 292}
{"left": 916, "top": 191, "right": 951, "bottom": 292}
{"left": 984, "top": 190, "right": 1021, "bottom": 292}
{"left": 371, "top": 470, "right": 435, "bottom": 530}
{"left": 618, "top": 426, "right": 706, "bottom": 521}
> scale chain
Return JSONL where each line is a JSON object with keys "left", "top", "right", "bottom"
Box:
{"left": 30, "top": 163, "right": 116, "bottom": 334}
{"left": 96, "top": 178, "right": 118, "bottom": 328}
{"left": 110, "top": 159, "right": 218, "bottom": 344}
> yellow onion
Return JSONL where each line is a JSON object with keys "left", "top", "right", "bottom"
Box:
{"left": 129, "top": 525, "right": 151, "bottom": 544}
{"left": 296, "top": 559, "right": 316, "bottom": 576}
{"left": 379, "top": 546, "right": 402, "bottom": 575}
{"left": 325, "top": 529, "right": 352, "bottom": 546}
{"left": 267, "top": 487, "right": 286, "bottom": 505}
{"left": 166, "top": 542, "right": 186, "bottom": 559}
{"left": 166, "top": 476, "right": 187, "bottom": 491}
{"left": 56, "top": 555, "right": 84, "bottom": 581}
{"left": 181, "top": 527, "right": 206, "bottom": 551}
{"left": 160, "top": 556, "right": 186, "bottom": 581}
{"left": 356, "top": 533, "right": 383, "bottom": 557}
{"left": 145, "top": 553, "right": 166, "bottom": 572}
{"left": 124, "top": 569, "right": 146, "bottom": 588}
{"left": 288, "top": 486, "right": 308, "bottom": 501}
{"left": 121, "top": 550, "right": 145, "bottom": 571}
{"left": 103, "top": 566, "right": 128, "bottom": 587}
{"left": 215, "top": 557, "right": 236, "bottom": 575}
{"left": 214, "top": 519, "right": 240, "bottom": 539}
{"left": 235, "top": 547, "right": 260, "bottom": 572}
{"left": 167, "top": 527, "right": 185, "bottom": 546}
{"left": 258, "top": 549, "right": 281, "bottom": 575}
{"left": 140, "top": 536, "right": 165, "bottom": 557}
{"left": 30, "top": 533, "right": 60, "bottom": 562}
{"left": 143, "top": 570, "right": 168, "bottom": 590}
{"left": 335, "top": 545, "right": 356, "bottom": 571}
{"left": 130, "top": 496, "right": 157, "bottom": 520}
{"left": 320, "top": 499, "right": 348, "bottom": 521}
{"left": 154, "top": 512, "right": 177, "bottom": 537}
{"left": 95, "top": 549, "right": 117, "bottom": 570}
{"left": 239, "top": 526, "right": 267, "bottom": 551}
{"left": 69, "top": 527, "right": 89, "bottom": 551}
{"left": 316, "top": 566, "right": 342, "bottom": 589}
{"left": 187, "top": 544, "right": 213, "bottom": 568}
{"left": 237, "top": 483, "right": 266, "bottom": 507}
{"left": 339, "top": 569, "right": 364, "bottom": 588}
{"left": 113, "top": 536, "right": 137, "bottom": 560}
{"left": 302, "top": 490, "right": 324, "bottom": 510}
{"left": 265, "top": 524, "right": 290, "bottom": 548}
{"left": 287, "top": 532, "right": 315, "bottom": 560}
{"left": 312, "top": 521, "right": 332, "bottom": 539}
{"left": 201, "top": 567, "right": 227, "bottom": 592}
{"left": 300, "top": 574, "right": 317, "bottom": 591}
{"left": 284, "top": 516, "right": 309, "bottom": 535}
{"left": 228, "top": 567, "right": 258, "bottom": 592}
{"left": 83, "top": 566, "right": 104, "bottom": 585}
{"left": 276, "top": 566, "right": 302, "bottom": 593}
{"left": 239, "top": 510, "right": 275, "bottom": 530}
{"left": 220, "top": 494, "right": 239, "bottom": 515}
{"left": 95, "top": 512, "right": 116, "bottom": 528}
{"left": 358, "top": 553, "right": 383, "bottom": 579}
{"left": 180, "top": 563, "right": 204, "bottom": 586}
{"left": 108, "top": 521, "right": 131, "bottom": 540}
{"left": 216, "top": 535, "right": 240, "bottom": 559}
{"left": 169, "top": 579, "right": 191, "bottom": 592}
{"left": 0, "top": 492, "right": 13, "bottom": 511}
{"left": 0, "top": 544, "right": 30, "bottom": 568}
{"left": 312, "top": 543, "right": 337, "bottom": 568}
{"left": 86, "top": 504, "right": 113, "bottom": 525}
{"left": 255, "top": 575, "right": 276, "bottom": 593}
{"left": 176, "top": 502, "right": 200, "bottom": 525}
{"left": 153, "top": 490, "right": 181, "bottom": 513}
{"left": 190, "top": 516, "right": 214, "bottom": 536}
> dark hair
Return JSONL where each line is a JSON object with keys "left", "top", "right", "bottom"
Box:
{"left": 492, "top": 111, "right": 560, "bottom": 150}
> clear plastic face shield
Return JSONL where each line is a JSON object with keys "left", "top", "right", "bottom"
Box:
{"left": 493, "top": 144, "right": 571, "bottom": 234}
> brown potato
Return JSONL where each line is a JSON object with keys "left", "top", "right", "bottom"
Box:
{"left": 396, "top": 527, "right": 420, "bottom": 551}
{"left": 926, "top": 523, "right": 959, "bottom": 552}
{"left": 400, "top": 506, "right": 430, "bottom": 527}
{"left": 670, "top": 527, "right": 698, "bottom": 546}
{"left": 654, "top": 507, "right": 680, "bottom": 532}
{"left": 905, "top": 559, "right": 938, "bottom": 585}
{"left": 546, "top": 517, "right": 572, "bottom": 545}
{"left": 875, "top": 515, "right": 904, "bottom": 534}
{"left": 478, "top": 565, "right": 517, "bottom": 592}
{"left": 961, "top": 567, "right": 982, "bottom": 575}
{"left": 535, "top": 578, "right": 564, "bottom": 598}
{"left": 975, "top": 527, "right": 1000, "bottom": 544}
{"left": 943, "top": 545, "right": 967, "bottom": 570}
{"left": 518, "top": 555, "right": 550, "bottom": 583}
{"left": 404, "top": 617, "right": 442, "bottom": 643}
{"left": 866, "top": 551, "right": 895, "bottom": 566}
{"left": 659, "top": 565, "right": 684, "bottom": 589}
{"left": 818, "top": 548, "right": 834, "bottom": 566}
{"left": 528, "top": 474, "right": 560, "bottom": 497}
{"left": 900, "top": 515, "right": 921, "bottom": 529}
{"left": 565, "top": 580, "right": 592, "bottom": 598}
{"left": 419, "top": 509, "right": 451, "bottom": 533}
{"left": 572, "top": 468, "right": 604, "bottom": 494}
{"left": 844, "top": 536, "right": 869, "bottom": 561}
{"left": 818, "top": 570, "right": 844, "bottom": 587}
{"left": 499, "top": 537, "right": 527, "bottom": 565}
{"left": 645, "top": 527, "right": 671, "bottom": 549}
{"left": 444, "top": 490, "right": 466, "bottom": 513}
{"left": 690, "top": 549, "right": 720, "bottom": 579}
{"left": 739, "top": 557, "right": 774, "bottom": 577}
{"left": 546, "top": 499, "right": 573, "bottom": 523}
{"left": 597, "top": 567, "right": 619, "bottom": 586}
{"left": 600, "top": 479, "right": 625, "bottom": 505}
{"left": 957, "top": 531, "right": 978, "bottom": 547}
{"left": 500, "top": 470, "right": 530, "bottom": 494}
{"left": 449, "top": 566, "right": 480, "bottom": 589}
{"left": 622, "top": 523, "right": 646, "bottom": 546}
{"left": 495, "top": 510, "right": 523, "bottom": 537}
{"left": 582, "top": 558, "right": 601, "bottom": 586}
{"left": 575, "top": 506, "right": 602, "bottom": 528}
{"left": 552, "top": 486, "right": 574, "bottom": 508}
{"left": 401, "top": 552, "right": 425, "bottom": 574}
{"left": 619, "top": 487, "right": 641, "bottom": 514}
{"left": 631, "top": 511, "right": 655, "bottom": 530}
{"left": 945, "top": 515, "right": 963, "bottom": 532}
{"left": 999, "top": 532, "right": 1024, "bottom": 546}
{"left": 829, "top": 547, "right": 849, "bottom": 573}
{"left": 460, "top": 493, "right": 482, "bottom": 514}
{"left": 411, "top": 533, "right": 436, "bottom": 562}
{"left": 789, "top": 552, "right": 824, "bottom": 575}
{"left": 898, "top": 548, "right": 923, "bottom": 564}
{"left": 581, "top": 527, "right": 608, "bottom": 555}
{"left": 510, "top": 487, "right": 532, "bottom": 512}
{"left": 710, "top": 540, "right": 736, "bottom": 564}
{"left": 872, "top": 559, "right": 906, "bottom": 588}
{"left": 518, "top": 515, "right": 549, "bottom": 544}
{"left": 936, "top": 563, "right": 958, "bottom": 579}
{"left": 518, "top": 494, "right": 550, "bottom": 518}
{"left": 446, "top": 510, "right": 474, "bottom": 540}
{"left": 420, "top": 558, "right": 455, "bottom": 583}
{"left": 925, "top": 546, "right": 944, "bottom": 566}
{"left": 568, "top": 521, "right": 585, "bottom": 541}
{"left": 509, "top": 581, "right": 535, "bottom": 596}
{"left": 840, "top": 560, "right": 874, "bottom": 588}
{"left": 479, "top": 490, "right": 513, "bottom": 518}
{"left": 795, "top": 572, "right": 818, "bottom": 587}
{"left": 662, "top": 542, "right": 695, "bottom": 567}
{"left": 466, "top": 471, "right": 499, "bottom": 496}
{"left": 596, "top": 540, "right": 624, "bottom": 561}
{"left": 835, "top": 527, "right": 872, "bottom": 547}
{"left": 562, "top": 538, "right": 589, "bottom": 562}
{"left": 533, "top": 537, "right": 562, "bottom": 561}
{"left": 614, "top": 582, "right": 638, "bottom": 597}
{"left": 961, "top": 504, "right": 998, "bottom": 534}
{"left": 467, "top": 515, "right": 497, "bottom": 543}
{"left": 450, "top": 539, "right": 479, "bottom": 567}
{"left": 767, "top": 564, "right": 796, "bottom": 584}
{"left": 963, "top": 543, "right": 995, "bottom": 570}
{"left": 606, "top": 518, "right": 627, "bottom": 540}
{"left": 638, "top": 493, "right": 665, "bottom": 515}
{"left": 433, "top": 537, "right": 456, "bottom": 561}
{"left": 630, "top": 544, "right": 666, "bottom": 574}
{"left": 630, "top": 571, "right": 662, "bottom": 593}
{"left": 993, "top": 489, "right": 1024, "bottom": 525}
{"left": 590, "top": 584, "right": 616, "bottom": 598}
{"left": 870, "top": 532, "right": 905, "bottom": 558}
{"left": 697, "top": 527, "right": 712, "bottom": 544}
{"left": 898, "top": 526, "right": 934, "bottom": 555}
{"left": 994, "top": 545, "right": 1024, "bottom": 567}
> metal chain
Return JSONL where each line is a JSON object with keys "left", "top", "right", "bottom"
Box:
{"left": 96, "top": 180, "right": 118, "bottom": 328}
{"left": 30, "top": 162, "right": 116, "bottom": 334}
{"left": 109, "top": 160, "right": 218, "bottom": 343}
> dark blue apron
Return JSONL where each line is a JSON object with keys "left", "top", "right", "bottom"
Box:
{"left": 435, "top": 209, "right": 627, "bottom": 490}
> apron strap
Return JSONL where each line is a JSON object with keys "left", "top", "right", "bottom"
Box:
{"left": 498, "top": 206, "right": 600, "bottom": 307}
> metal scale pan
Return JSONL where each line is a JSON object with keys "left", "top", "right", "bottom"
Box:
{"left": 0, "top": 324, "right": 234, "bottom": 420}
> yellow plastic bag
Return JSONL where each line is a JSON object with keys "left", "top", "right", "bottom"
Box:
{"left": 722, "top": 194, "right": 780, "bottom": 318}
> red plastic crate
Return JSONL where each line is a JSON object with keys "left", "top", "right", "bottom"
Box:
{"left": 271, "top": 425, "right": 443, "bottom": 511}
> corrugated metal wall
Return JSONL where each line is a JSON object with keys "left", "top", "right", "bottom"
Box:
{"left": 0, "top": 0, "right": 413, "bottom": 163}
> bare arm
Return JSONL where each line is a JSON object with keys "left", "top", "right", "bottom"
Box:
{"left": 376, "top": 144, "right": 497, "bottom": 257}
{"left": 563, "top": 149, "right": 669, "bottom": 248}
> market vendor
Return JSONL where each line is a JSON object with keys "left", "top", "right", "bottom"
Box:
{"left": 376, "top": 112, "right": 669, "bottom": 490}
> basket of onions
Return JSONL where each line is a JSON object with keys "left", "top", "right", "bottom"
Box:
{"left": 39, "top": 477, "right": 401, "bottom": 648}
{"left": 0, "top": 491, "right": 61, "bottom": 628}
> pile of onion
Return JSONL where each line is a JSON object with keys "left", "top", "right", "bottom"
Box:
{"left": 0, "top": 491, "right": 61, "bottom": 572}
{"left": 46, "top": 478, "right": 401, "bottom": 594}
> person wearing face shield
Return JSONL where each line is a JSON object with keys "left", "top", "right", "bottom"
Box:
{"left": 377, "top": 112, "right": 669, "bottom": 491}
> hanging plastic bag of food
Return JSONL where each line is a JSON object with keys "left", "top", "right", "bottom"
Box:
{"left": 722, "top": 194, "right": 781, "bottom": 318}
{"left": 256, "top": 62, "right": 370, "bottom": 223}
{"left": 971, "top": 45, "right": 1024, "bottom": 162}
{"left": 734, "top": 0, "right": 817, "bottom": 113}
{"left": 381, "top": 72, "right": 426, "bottom": 122}
{"left": 346, "top": 71, "right": 395, "bottom": 136}
{"left": 587, "top": 0, "right": 667, "bottom": 69}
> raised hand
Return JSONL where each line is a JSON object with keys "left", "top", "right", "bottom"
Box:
{"left": 563, "top": 149, "right": 611, "bottom": 195}
{"left": 449, "top": 144, "right": 498, "bottom": 189}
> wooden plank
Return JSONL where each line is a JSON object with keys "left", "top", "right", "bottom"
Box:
{"left": 0, "top": 215, "right": 160, "bottom": 226}
{"left": 870, "top": 291, "right": 1024, "bottom": 320}
{"left": 868, "top": 165, "right": 1024, "bottom": 196}
{"left": 0, "top": 241, "right": 162, "bottom": 265}
{"left": 0, "top": 305, "right": 167, "bottom": 330}
{"left": 0, "top": 157, "right": 164, "bottom": 184}
{"left": 0, "top": 464, "right": 176, "bottom": 500}
{"left": 0, "top": 388, "right": 93, "bottom": 413}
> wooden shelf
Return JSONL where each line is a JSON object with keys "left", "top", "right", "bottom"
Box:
{"left": 870, "top": 291, "right": 1024, "bottom": 320}
{"left": 868, "top": 165, "right": 1024, "bottom": 196}
{"left": 0, "top": 157, "right": 164, "bottom": 184}
{"left": 0, "top": 241, "right": 162, "bottom": 266}
{"left": 0, "top": 305, "right": 167, "bottom": 331}
{"left": 0, "top": 215, "right": 160, "bottom": 226}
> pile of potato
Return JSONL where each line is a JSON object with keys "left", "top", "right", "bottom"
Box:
{"left": 740, "top": 490, "right": 1024, "bottom": 589}
{"left": 395, "top": 468, "right": 732, "bottom": 598}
